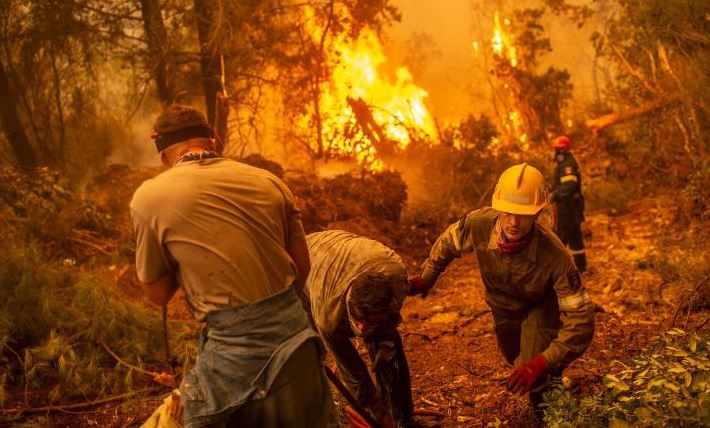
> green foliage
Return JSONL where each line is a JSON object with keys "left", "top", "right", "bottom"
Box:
{"left": 0, "top": 239, "right": 197, "bottom": 404}
{"left": 441, "top": 114, "right": 499, "bottom": 154}
{"left": 544, "top": 329, "right": 710, "bottom": 427}
{"left": 401, "top": 140, "right": 515, "bottom": 208}
{"left": 584, "top": 177, "right": 634, "bottom": 214}
{"left": 0, "top": 165, "right": 115, "bottom": 256}
{"left": 635, "top": 249, "right": 708, "bottom": 286}
{"left": 0, "top": 0, "right": 136, "bottom": 175}
{"left": 591, "top": 0, "right": 710, "bottom": 197}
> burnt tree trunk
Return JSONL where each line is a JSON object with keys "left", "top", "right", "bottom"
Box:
{"left": 140, "top": 0, "right": 174, "bottom": 104}
{"left": 585, "top": 97, "right": 678, "bottom": 133}
{"left": 193, "top": 0, "right": 222, "bottom": 125}
{"left": 0, "top": 58, "right": 37, "bottom": 166}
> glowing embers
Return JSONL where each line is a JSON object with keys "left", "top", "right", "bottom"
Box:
{"left": 491, "top": 10, "right": 517, "bottom": 68}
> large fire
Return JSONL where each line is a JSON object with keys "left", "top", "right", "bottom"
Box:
{"left": 300, "top": 9, "right": 437, "bottom": 170}
{"left": 488, "top": 10, "right": 528, "bottom": 146}
{"left": 491, "top": 11, "right": 517, "bottom": 68}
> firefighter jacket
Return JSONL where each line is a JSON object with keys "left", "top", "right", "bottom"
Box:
{"left": 551, "top": 152, "right": 585, "bottom": 223}
{"left": 304, "top": 230, "right": 409, "bottom": 417}
{"left": 420, "top": 207, "right": 594, "bottom": 371}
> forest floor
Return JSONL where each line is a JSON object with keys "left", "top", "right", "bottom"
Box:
{"left": 5, "top": 170, "right": 708, "bottom": 428}
{"left": 397, "top": 194, "right": 695, "bottom": 427}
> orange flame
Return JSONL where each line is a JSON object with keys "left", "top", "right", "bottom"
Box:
{"left": 301, "top": 8, "right": 437, "bottom": 170}
{"left": 491, "top": 11, "right": 517, "bottom": 68}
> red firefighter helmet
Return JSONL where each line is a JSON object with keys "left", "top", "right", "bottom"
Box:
{"left": 552, "top": 135, "right": 571, "bottom": 150}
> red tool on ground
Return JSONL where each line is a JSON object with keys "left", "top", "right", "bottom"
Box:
{"left": 322, "top": 365, "right": 381, "bottom": 428}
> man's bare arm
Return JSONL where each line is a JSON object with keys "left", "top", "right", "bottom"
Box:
{"left": 287, "top": 239, "right": 311, "bottom": 297}
{"left": 142, "top": 273, "right": 179, "bottom": 306}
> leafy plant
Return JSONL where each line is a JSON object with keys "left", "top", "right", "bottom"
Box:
{"left": 584, "top": 177, "right": 634, "bottom": 214}
{"left": 0, "top": 239, "right": 197, "bottom": 405}
{"left": 544, "top": 329, "right": 710, "bottom": 427}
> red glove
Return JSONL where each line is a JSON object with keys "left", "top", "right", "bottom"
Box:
{"left": 407, "top": 274, "right": 431, "bottom": 297}
{"left": 507, "top": 355, "right": 549, "bottom": 395}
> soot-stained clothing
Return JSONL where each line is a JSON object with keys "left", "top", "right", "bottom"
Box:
{"left": 420, "top": 207, "right": 594, "bottom": 372}
{"left": 304, "top": 230, "right": 412, "bottom": 421}
{"left": 130, "top": 157, "right": 335, "bottom": 427}
{"left": 130, "top": 157, "right": 305, "bottom": 322}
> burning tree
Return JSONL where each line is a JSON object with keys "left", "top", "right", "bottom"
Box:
{"left": 281, "top": 1, "right": 438, "bottom": 170}
{"left": 488, "top": 8, "right": 573, "bottom": 146}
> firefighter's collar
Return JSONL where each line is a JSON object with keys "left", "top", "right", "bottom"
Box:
{"left": 488, "top": 218, "right": 539, "bottom": 263}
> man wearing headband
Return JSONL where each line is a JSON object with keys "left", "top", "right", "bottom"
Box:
{"left": 130, "top": 104, "right": 336, "bottom": 427}
{"left": 304, "top": 230, "right": 418, "bottom": 428}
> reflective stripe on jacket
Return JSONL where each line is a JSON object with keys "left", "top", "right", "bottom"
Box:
{"left": 552, "top": 152, "right": 585, "bottom": 223}
{"left": 421, "top": 207, "right": 594, "bottom": 371}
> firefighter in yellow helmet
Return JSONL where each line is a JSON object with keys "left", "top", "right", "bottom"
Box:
{"left": 408, "top": 163, "right": 595, "bottom": 419}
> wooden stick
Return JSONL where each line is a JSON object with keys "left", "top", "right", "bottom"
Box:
{"left": 68, "top": 237, "right": 112, "bottom": 255}
{"left": 414, "top": 409, "right": 445, "bottom": 417}
{"left": 99, "top": 340, "right": 153, "bottom": 376}
{"left": 0, "top": 387, "right": 163, "bottom": 415}
{"left": 163, "top": 303, "right": 174, "bottom": 375}
{"left": 322, "top": 365, "right": 380, "bottom": 428}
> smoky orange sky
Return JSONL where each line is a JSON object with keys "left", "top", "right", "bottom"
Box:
{"left": 384, "top": 0, "right": 610, "bottom": 124}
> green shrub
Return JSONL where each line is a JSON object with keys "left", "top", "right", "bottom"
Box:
{"left": 544, "top": 329, "right": 710, "bottom": 427}
{"left": 585, "top": 177, "right": 635, "bottom": 214}
{"left": 0, "top": 240, "right": 197, "bottom": 406}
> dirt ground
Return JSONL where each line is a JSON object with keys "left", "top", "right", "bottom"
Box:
{"left": 396, "top": 194, "right": 700, "bottom": 427}
{"left": 5, "top": 189, "right": 707, "bottom": 428}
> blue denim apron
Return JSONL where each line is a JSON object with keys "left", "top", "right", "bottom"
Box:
{"left": 179, "top": 287, "right": 319, "bottom": 427}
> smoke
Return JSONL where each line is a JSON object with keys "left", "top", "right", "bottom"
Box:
{"left": 114, "top": 113, "right": 163, "bottom": 167}
{"left": 383, "top": 0, "right": 605, "bottom": 123}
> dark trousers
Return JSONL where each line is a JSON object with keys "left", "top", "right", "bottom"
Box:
{"left": 220, "top": 340, "right": 337, "bottom": 427}
{"left": 493, "top": 301, "right": 563, "bottom": 421}
{"left": 364, "top": 329, "right": 414, "bottom": 426}
{"left": 555, "top": 211, "right": 587, "bottom": 272}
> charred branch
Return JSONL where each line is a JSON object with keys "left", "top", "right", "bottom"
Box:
{"left": 585, "top": 97, "right": 679, "bottom": 133}
{"left": 346, "top": 97, "right": 396, "bottom": 156}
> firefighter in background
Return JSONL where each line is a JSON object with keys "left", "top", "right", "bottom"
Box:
{"left": 550, "top": 135, "right": 587, "bottom": 273}
{"left": 304, "top": 230, "right": 418, "bottom": 428}
{"left": 409, "top": 164, "right": 595, "bottom": 419}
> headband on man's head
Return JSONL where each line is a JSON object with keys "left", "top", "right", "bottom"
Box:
{"left": 150, "top": 124, "right": 213, "bottom": 152}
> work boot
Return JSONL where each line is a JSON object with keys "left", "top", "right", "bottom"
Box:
{"left": 528, "top": 389, "right": 546, "bottom": 425}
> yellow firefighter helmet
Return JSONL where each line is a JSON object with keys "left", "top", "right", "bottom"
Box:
{"left": 491, "top": 163, "right": 547, "bottom": 215}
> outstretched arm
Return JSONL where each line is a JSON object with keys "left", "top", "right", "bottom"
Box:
{"left": 412, "top": 211, "right": 479, "bottom": 295}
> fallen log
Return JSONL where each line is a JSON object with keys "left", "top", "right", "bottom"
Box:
{"left": 585, "top": 97, "right": 679, "bottom": 133}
